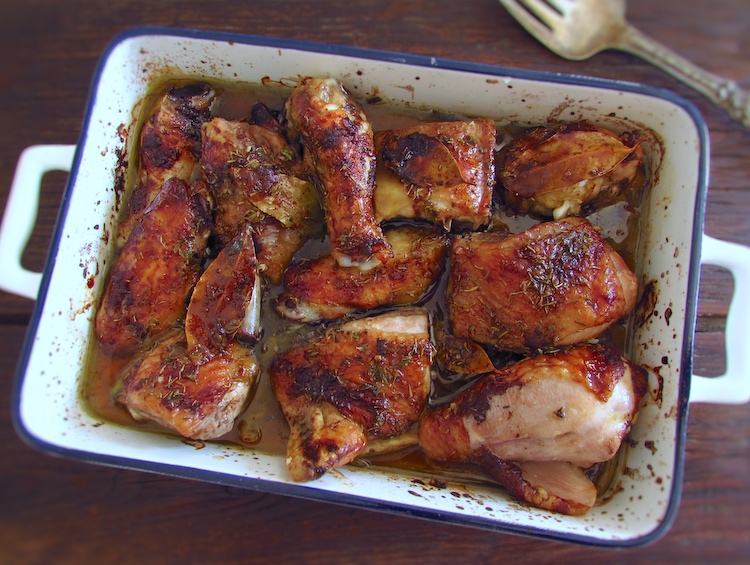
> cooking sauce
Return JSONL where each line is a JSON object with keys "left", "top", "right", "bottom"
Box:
{"left": 80, "top": 79, "right": 646, "bottom": 496}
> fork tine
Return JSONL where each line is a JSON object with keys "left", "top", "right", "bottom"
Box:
{"left": 516, "top": 0, "right": 563, "bottom": 28}
{"left": 499, "top": 0, "right": 550, "bottom": 35}
{"left": 539, "top": 0, "right": 573, "bottom": 14}
{"left": 499, "top": 0, "right": 557, "bottom": 45}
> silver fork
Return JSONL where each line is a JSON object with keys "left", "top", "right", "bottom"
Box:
{"left": 499, "top": 0, "right": 750, "bottom": 127}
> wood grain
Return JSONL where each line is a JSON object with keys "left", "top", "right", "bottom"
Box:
{"left": 1, "top": 0, "right": 749, "bottom": 562}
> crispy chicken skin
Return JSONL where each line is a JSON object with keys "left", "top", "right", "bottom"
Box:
{"left": 500, "top": 123, "right": 645, "bottom": 219}
{"left": 118, "top": 84, "right": 215, "bottom": 245}
{"left": 200, "top": 115, "right": 321, "bottom": 283}
{"left": 419, "top": 344, "right": 648, "bottom": 514}
{"left": 270, "top": 309, "right": 433, "bottom": 481}
{"left": 114, "top": 330, "right": 259, "bottom": 440}
{"left": 185, "top": 224, "right": 261, "bottom": 358}
{"left": 447, "top": 217, "right": 637, "bottom": 351}
{"left": 374, "top": 119, "right": 496, "bottom": 229}
{"left": 275, "top": 226, "right": 448, "bottom": 323}
{"left": 95, "top": 178, "right": 212, "bottom": 356}
{"left": 286, "top": 77, "right": 392, "bottom": 270}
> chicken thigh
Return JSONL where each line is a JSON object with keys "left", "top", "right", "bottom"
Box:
{"left": 374, "top": 119, "right": 496, "bottom": 230}
{"left": 419, "top": 343, "right": 648, "bottom": 514}
{"left": 499, "top": 123, "right": 645, "bottom": 219}
{"left": 114, "top": 329, "right": 259, "bottom": 440}
{"left": 286, "top": 77, "right": 392, "bottom": 269}
{"left": 118, "top": 83, "right": 215, "bottom": 245}
{"left": 95, "top": 178, "right": 212, "bottom": 356}
{"left": 447, "top": 217, "right": 637, "bottom": 351}
{"left": 200, "top": 114, "right": 322, "bottom": 282}
{"left": 270, "top": 308, "right": 433, "bottom": 481}
{"left": 275, "top": 225, "right": 448, "bottom": 323}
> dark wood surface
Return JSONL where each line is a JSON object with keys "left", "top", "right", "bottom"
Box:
{"left": 1, "top": 0, "right": 749, "bottom": 562}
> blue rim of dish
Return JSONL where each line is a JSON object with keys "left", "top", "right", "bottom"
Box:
{"left": 10, "top": 26, "right": 708, "bottom": 549}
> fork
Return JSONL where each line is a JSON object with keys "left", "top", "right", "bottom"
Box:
{"left": 499, "top": 0, "right": 750, "bottom": 127}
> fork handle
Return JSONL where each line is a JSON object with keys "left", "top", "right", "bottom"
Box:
{"left": 616, "top": 24, "right": 750, "bottom": 127}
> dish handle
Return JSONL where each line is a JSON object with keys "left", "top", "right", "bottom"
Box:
{"left": 690, "top": 234, "right": 750, "bottom": 404}
{"left": 0, "top": 144, "right": 76, "bottom": 300}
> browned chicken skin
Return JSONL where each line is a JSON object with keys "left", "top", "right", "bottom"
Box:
{"left": 447, "top": 217, "right": 637, "bottom": 351}
{"left": 419, "top": 343, "right": 648, "bottom": 514}
{"left": 95, "top": 178, "right": 212, "bottom": 356}
{"left": 270, "top": 309, "right": 433, "bottom": 481}
{"left": 275, "top": 225, "right": 448, "bottom": 323}
{"left": 114, "top": 329, "right": 259, "bottom": 440}
{"left": 200, "top": 114, "right": 321, "bottom": 283}
{"left": 286, "top": 77, "right": 392, "bottom": 270}
{"left": 500, "top": 123, "right": 645, "bottom": 219}
{"left": 118, "top": 84, "right": 215, "bottom": 245}
{"left": 185, "top": 224, "right": 261, "bottom": 357}
{"left": 374, "top": 119, "right": 496, "bottom": 229}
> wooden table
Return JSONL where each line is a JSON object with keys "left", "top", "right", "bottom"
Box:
{"left": 1, "top": 0, "right": 748, "bottom": 562}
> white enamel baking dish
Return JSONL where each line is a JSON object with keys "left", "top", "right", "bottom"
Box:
{"left": 3, "top": 28, "right": 750, "bottom": 547}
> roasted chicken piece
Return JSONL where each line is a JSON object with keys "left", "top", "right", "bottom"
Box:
{"left": 374, "top": 119, "right": 496, "bottom": 230}
{"left": 200, "top": 115, "right": 321, "bottom": 283}
{"left": 114, "top": 329, "right": 259, "bottom": 440}
{"left": 499, "top": 123, "right": 645, "bottom": 219}
{"left": 286, "top": 77, "right": 392, "bottom": 270}
{"left": 447, "top": 217, "right": 637, "bottom": 351}
{"left": 419, "top": 343, "right": 648, "bottom": 514}
{"left": 275, "top": 226, "right": 448, "bottom": 323}
{"left": 118, "top": 83, "right": 215, "bottom": 245}
{"left": 270, "top": 308, "right": 433, "bottom": 481}
{"left": 185, "top": 224, "right": 261, "bottom": 357}
{"left": 95, "top": 178, "right": 212, "bottom": 356}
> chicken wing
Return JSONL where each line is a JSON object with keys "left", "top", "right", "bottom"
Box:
{"left": 118, "top": 83, "right": 215, "bottom": 245}
{"left": 95, "top": 178, "right": 212, "bottom": 356}
{"left": 499, "top": 123, "right": 645, "bottom": 219}
{"left": 275, "top": 226, "right": 448, "bottom": 323}
{"left": 286, "top": 77, "right": 392, "bottom": 270}
{"left": 114, "top": 329, "right": 259, "bottom": 440}
{"left": 447, "top": 217, "right": 637, "bottom": 351}
{"left": 185, "top": 224, "right": 261, "bottom": 358}
{"left": 270, "top": 308, "right": 433, "bottom": 481}
{"left": 374, "top": 119, "right": 496, "bottom": 229}
{"left": 419, "top": 343, "right": 648, "bottom": 514}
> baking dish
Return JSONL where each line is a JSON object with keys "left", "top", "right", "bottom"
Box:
{"left": 2, "top": 28, "right": 750, "bottom": 547}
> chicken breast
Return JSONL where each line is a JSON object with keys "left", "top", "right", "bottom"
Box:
{"left": 419, "top": 343, "right": 647, "bottom": 466}
{"left": 286, "top": 77, "right": 392, "bottom": 270}
{"left": 114, "top": 329, "right": 259, "bottom": 440}
{"left": 95, "top": 178, "right": 212, "bottom": 356}
{"left": 447, "top": 217, "right": 637, "bottom": 351}
{"left": 270, "top": 308, "right": 433, "bottom": 481}
{"left": 118, "top": 83, "right": 215, "bottom": 245}
{"left": 275, "top": 226, "right": 448, "bottom": 323}
{"left": 374, "top": 119, "right": 496, "bottom": 230}
{"left": 419, "top": 343, "right": 648, "bottom": 514}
